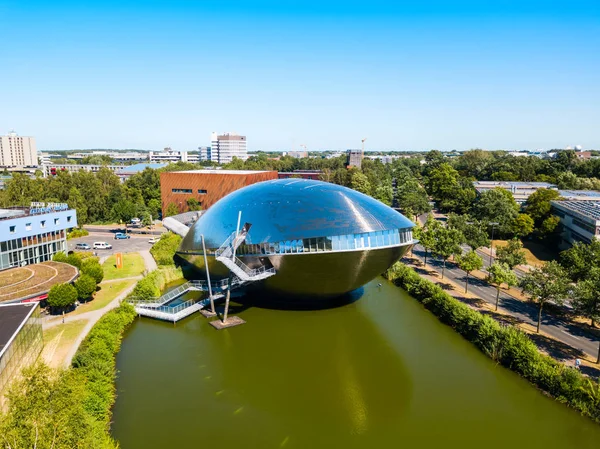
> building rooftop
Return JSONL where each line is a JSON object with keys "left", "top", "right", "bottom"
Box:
{"left": 174, "top": 170, "right": 275, "bottom": 175}
{"left": 0, "top": 204, "right": 72, "bottom": 221}
{"left": 552, "top": 200, "right": 600, "bottom": 221}
{"left": 0, "top": 303, "right": 38, "bottom": 357}
{"left": 473, "top": 181, "right": 557, "bottom": 189}
{"left": 558, "top": 190, "right": 600, "bottom": 200}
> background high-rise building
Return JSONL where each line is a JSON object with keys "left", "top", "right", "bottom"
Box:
{"left": 210, "top": 132, "right": 247, "bottom": 164}
{"left": 0, "top": 131, "right": 37, "bottom": 167}
{"left": 346, "top": 149, "right": 363, "bottom": 169}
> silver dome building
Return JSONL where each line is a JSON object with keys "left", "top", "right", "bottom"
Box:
{"left": 177, "top": 179, "right": 415, "bottom": 299}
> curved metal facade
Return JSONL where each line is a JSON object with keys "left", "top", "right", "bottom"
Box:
{"left": 177, "top": 179, "right": 415, "bottom": 298}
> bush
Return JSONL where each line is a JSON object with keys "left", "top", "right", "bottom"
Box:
{"left": 47, "top": 283, "right": 78, "bottom": 310}
{"left": 384, "top": 262, "right": 600, "bottom": 423}
{"left": 67, "top": 228, "right": 89, "bottom": 239}
{"left": 52, "top": 251, "right": 69, "bottom": 263}
{"left": 82, "top": 259, "right": 104, "bottom": 284}
{"left": 72, "top": 302, "right": 137, "bottom": 424}
{"left": 150, "top": 232, "right": 182, "bottom": 266}
{"left": 131, "top": 266, "right": 183, "bottom": 299}
{"left": 74, "top": 274, "right": 97, "bottom": 301}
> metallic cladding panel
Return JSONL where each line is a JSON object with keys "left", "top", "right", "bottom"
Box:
{"left": 179, "top": 244, "right": 411, "bottom": 298}
{"left": 179, "top": 179, "right": 415, "bottom": 251}
{"left": 160, "top": 171, "right": 278, "bottom": 216}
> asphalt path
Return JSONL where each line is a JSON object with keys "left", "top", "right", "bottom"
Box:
{"left": 411, "top": 244, "right": 599, "bottom": 358}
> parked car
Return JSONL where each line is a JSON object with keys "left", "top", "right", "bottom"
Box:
{"left": 148, "top": 237, "right": 159, "bottom": 244}
{"left": 75, "top": 243, "right": 91, "bottom": 250}
{"left": 93, "top": 242, "right": 112, "bottom": 250}
{"left": 114, "top": 233, "right": 131, "bottom": 240}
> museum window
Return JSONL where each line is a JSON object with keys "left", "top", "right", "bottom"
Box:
{"left": 198, "top": 189, "right": 207, "bottom": 194}
{"left": 67, "top": 216, "right": 72, "bottom": 223}
{"left": 9, "top": 226, "right": 15, "bottom": 234}
{"left": 40, "top": 220, "right": 46, "bottom": 229}
{"left": 172, "top": 188, "right": 193, "bottom": 194}
{"left": 54, "top": 218, "right": 59, "bottom": 225}
{"left": 25, "top": 223, "right": 31, "bottom": 231}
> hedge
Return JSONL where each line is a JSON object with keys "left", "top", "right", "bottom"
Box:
{"left": 384, "top": 262, "right": 600, "bottom": 423}
{"left": 67, "top": 228, "right": 89, "bottom": 239}
{"left": 150, "top": 232, "right": 182, "bottom": 266}
{"left": 131, "top": 265, "right": 183, "bottom": 299}
{"left": 71, "top": 302, "right": 137, "bottom": 426}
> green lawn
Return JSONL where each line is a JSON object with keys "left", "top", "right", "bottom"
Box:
{"left": 71, "top": 280, "right": 135, "bottom": 316}
{"left": 102, "top": 253, "right": 145, "bottom": 280}
{"left": 44, "top": 319, "right": 88, "bottom": 345}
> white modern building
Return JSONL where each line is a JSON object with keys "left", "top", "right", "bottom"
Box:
{"left": 210, "top": 132, "right": 247, "bottom": 164}
{"left": 473, "top": 181, "right": 558, "bottom": 205}
{"left": 551, "top": 200, "right": 600, "bottom": 248}
{"left": 198, "top": 146, "right": 211, "bottom": 161}
{"left": 0, "top": 203, "right": 77, "bottom": 270}
{"left": 0, "top": 131, "right": 37, "bottom": 168}
{"left": 149, "top": 148, "right": 199, "bottom": 164}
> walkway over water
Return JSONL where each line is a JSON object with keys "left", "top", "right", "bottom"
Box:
{"left": 128, "top": 228, "right": 276, "bottom": 322}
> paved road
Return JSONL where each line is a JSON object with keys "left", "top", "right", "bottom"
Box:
{"left": 412, "top": 244, "right": 599, "bottom": 358}
{"left": 68, "top": 232, "right": 157, "bottom": 256}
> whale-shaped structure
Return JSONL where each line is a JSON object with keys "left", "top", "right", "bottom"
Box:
{"left": 177, "top": 178, "right": 415, "bottom": 299}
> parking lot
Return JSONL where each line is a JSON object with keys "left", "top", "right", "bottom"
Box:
{"left": 68, "top": 232, "right": 160, "bottom": 256}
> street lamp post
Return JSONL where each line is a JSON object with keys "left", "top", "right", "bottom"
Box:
{"left": 489, "top": 222, "right": 499, "bottom": 266}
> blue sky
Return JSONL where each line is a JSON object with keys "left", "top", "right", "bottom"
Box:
{"left": 1, "top": 1, "right": 599, "bottom": 151}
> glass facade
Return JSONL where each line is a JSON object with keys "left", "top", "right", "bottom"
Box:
{"left": 235, "top": 227, "right": 412, "bottom": 256}
{"left": 0, "top": 305, "right": 43, "bottom": 406}
{"left": 0, "top": 230, "right": 66, "bottom": 270}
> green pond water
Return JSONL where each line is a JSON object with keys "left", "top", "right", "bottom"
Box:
{"left": 111, "top": 278, "right": 600, "bottom": 448}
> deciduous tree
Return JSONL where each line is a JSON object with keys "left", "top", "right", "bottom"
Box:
{"left": 520, "top": 261, "right": 568, "bottom": 333}
{"left": 496, "top": 239, "right": 526, "bottom": 269}
{"left": 512, "top": 213, "right": 535, "bottom": 238}
{"left": 456, "top": 250, "right": 483, "bottom": 292}
{"left": 47, "top": 283, "right": 78, "bottom": 311}
{"left": 487, "top": 263, "right": 518, "bottom": 310}
{"left": 74, "top": 274, "right": 97, "bottom": 302}
{"left": 432, "top": 226, "right": 464, "bottom": 279}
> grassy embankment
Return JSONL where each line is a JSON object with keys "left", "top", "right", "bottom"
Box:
{"left": 385, "top": 262, "right": 600, "bottom": 423}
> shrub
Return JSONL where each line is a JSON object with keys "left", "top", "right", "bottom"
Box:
{"left": 67, "top": 228, "right": 89, "bottom": 239}
{"left": 72, "top": 302, "right": 137, "bottom": 424}
{"left": 150, "top": 232, "right": 182, "bottom": 266}
{"left": 67, "top": 253, "right": 83, "bottom": 269}
{"left": 47, "top": 283, "right": 78, "bottom": 310}
{"left": 384, "top": 262, "right": 600, "bottom": 423}
{"left": 130, "top": 265, "right": 183, "bottom": 299}
{"left": 82, "top": 259, "right": 104, "bottom": 284}
{"left": 74, "top": 274, "right": 97, "bottom": 301}
{"left": 52, "top": 251, "right": 69, "bottom": 263}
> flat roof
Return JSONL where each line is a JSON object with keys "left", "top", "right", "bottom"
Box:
{"left": 552, "top": 200, "right": 600, "bottom": 221}
{"left": 473, "top": 181, "right": 556, "bottom": 188}
{"left": 171, "top": 170, "right": 275, "bottom": 175}
{"left": 0, "top": 303, "right": 38, "bottom": 357}
{"left": 118, "top": 163, "right": 167, "bottom": 173}
{"left": 558, "top": 190, "right": 600, "bottom": 199}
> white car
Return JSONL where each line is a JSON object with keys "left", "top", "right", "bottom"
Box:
{"left": 93, "top": 241, "right": 113, "bottom": 250}
{"left": 148, "top": 237, "right": 159, "bottom": 244}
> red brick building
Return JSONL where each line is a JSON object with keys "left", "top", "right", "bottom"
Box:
{"left": 160, "top": 170, "right": 278, "bottom": 215}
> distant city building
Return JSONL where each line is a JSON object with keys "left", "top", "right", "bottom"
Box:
{"left": 116, "top": 163, "right": 168, "bottom": 182}
{"left": 473, "top": 181, "right": 557, "bottom": 205}
{"left": 283, "top": 151, "right": 308, "bottom": 159}
{"left": 0, "top": 131, "right": 37, "bottom": 168}
{"left": 507, "top": 151, "right": 529, "bottom": 157}
{"left": 0, "top": 203, "right": 77, "bottom": 270}
{"left": 198, "top": 146, "right": 212, "bottom": 161}
{"left": 210, "top": 132, "right": 248, "bottom": 164}
{"left": 575, "top": 151, "right": 592, "bottom": 160}
{"left": 346, "top": 149, "right": 363, "bottom": 169}
{"left": 551, "top": 200, "right": 600, "bottom": 247}
{"left": 45, "top": 164, "right": 124, "bottom": 176}
{"left": 149, "top": 148, "right": 199, "bottom": 164}
{"left": 0, "top": 302, "right": 43, "bottom": 409}
{"left": 160, "top": 169, "right": 277, "bottom": 215}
